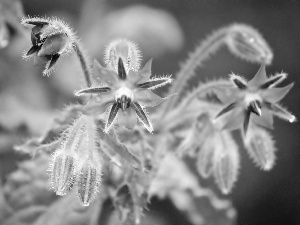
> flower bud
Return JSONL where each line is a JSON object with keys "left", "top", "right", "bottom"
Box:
{"left": 22, "top": 17, "right": 75, "bottom": 75}
{"left": 196, "top": 138, "right": 216, "bottom": 178}
{"left": 104, "top": 38, "right": 141, "bottom": 73}
{"left": 244, "top": 126, "right": 276, "bottom": 171}
{"left": 49, "top": 150, "right": 77, "bottom": 196}
{"left": 77, "top": 160, "right": 102, "bottom": 206}
{"left": 225, "top": 24, "right": 273, "bottom": 65}
{"left": 213, "top": 132, "right": 240, "bottom": 194}
{"left": 37, "top": 33, "right": 68, "bottom": 57}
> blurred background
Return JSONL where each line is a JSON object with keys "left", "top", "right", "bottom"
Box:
{"left": 1, "top": 0, "right": 300, "bottom": 224}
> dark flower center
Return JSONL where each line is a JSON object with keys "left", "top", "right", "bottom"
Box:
{"left": 117, "top": 95, "right": 131, "bottom": 112}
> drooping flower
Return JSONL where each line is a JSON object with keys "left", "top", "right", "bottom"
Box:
{"left": 75, "top": 57, "right": 172, "bottom": 133}
{"left": 213, "top": 65, "right": 296, "bottom": 135}
{"left": 21, "top": 17, "right": 75, "bottom": 75}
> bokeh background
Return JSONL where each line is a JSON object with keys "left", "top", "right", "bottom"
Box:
{"left": 1, "top": 0, "right": 300, "bottom": 224}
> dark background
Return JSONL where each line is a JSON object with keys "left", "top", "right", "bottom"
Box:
{"left": 20, "top": 0, "right": 300, "bottom": 225}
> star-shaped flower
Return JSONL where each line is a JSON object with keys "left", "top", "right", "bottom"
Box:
{"left": 213, "top": 65, "right": 296, "bottom": 134}
{"left": 75, "top": 58, "right": 172, "bottom": 133}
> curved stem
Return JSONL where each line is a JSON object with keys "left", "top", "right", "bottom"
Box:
{"left": 73, "top": 42, "right": 92, "bottom": 87}
{"left": 162, "top": 27, "right": 229, "bottom": 115}
{"left": 178, "top": 79, "right": 232, "bottom": 110}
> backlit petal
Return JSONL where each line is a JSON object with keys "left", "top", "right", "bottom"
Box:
{"left": 83, "top": 93, "right": 114, "bottom": 115}
{"left": 222, "top": 107, "right": 245, "bottom": 131}
{"left": 261, "top": 83, "right": 294, "bottom": 103}
{"left": 248, "top": 64, "right": 267, "bottom": 87}
{"left": 139, "top": 58, "right": 152, "bottom": 80}
{"left": 135, "top": 89, "right": 167, "bottom": 108}
{"left": 252, "top": 107, "right": 273, "bottom": 129}
{"left": 92, "top": 60, "right": 118, "bottom": 86}
{"left": 212, "top": 85, "right": 238, "bottom": 105}
{"left": 127, "top": 59, "right": 153, "bottom": 85}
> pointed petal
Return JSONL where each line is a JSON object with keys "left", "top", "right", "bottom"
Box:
{"left": 222, "top": 107, "right": 245, "bottom": 131}
{"left": 26, "top": 45, "right": 40, "bottom": 56}
{"left": 92, "top": 60, "right": 118, "bottom": 86}
{"left": 139, "top": 58, "right": 152, "bottom": 79}
{"left": 260, "top": 72, "right": 287, "bottom": 89}
{"left": 264, "top": 102, "right": 296, "bottom": 123}
{"left": 117, "top": 107, "right": 137, "bottom": 129}
{"left": 135, "top": 89, "right": 169, "bottom": 108}
{"left": 48, "top": 54, "right": 60, "bottom": 70}
{"left": 252, "top": 107, "right": 274, "bottom": 129}
{"left": 137, "top": 76, "right": 172, "bottom": 90}
{"left": 127, "top": 59, "right": 153, "bottom": 85}
{"left": 131, "top": 102, "right": 153, "bottom": 133}
{"left": 104, "top": 103, "right": 120, "bottom": 133}
{"left": 215, "top": 103, "right": 236, "bottom": 118}
{"left": 248, "top": 64, "right": 267, "bottom": 87}
{"left": 229, "top": 73, "right": 247, "bottom": 89}
{"left": 33, "top": 55, "right": 51, "bottom": 67}
{"left": 75, "top": 87, "right": 111, "bottom": 96}
{"left": 83, "top": 93, "right": 115, "bottom": 115}
{"left": 37, "top": 34, "right": 68, "bottom": 56}
{"left": 261, "top": 83, "right": 294, "bottom": 103}
{"left": 118, "top": 58, "right": 127, "bottom": 80}
{"left": 212, "top": 85, "right": 238, "bottom": 105}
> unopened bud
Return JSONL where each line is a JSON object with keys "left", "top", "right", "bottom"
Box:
{"left": 244, "top": 126, "right": 276, "bottom": 171}
{"left": 77, "top": 161, "right": 102, "bottom": 206}
{"left": 22, "top": 17, "right": 75, "bottom": 75}
{"left": 104, "top": 39, "right": 141, "bottom": 73}
{"left": 50, "top": 150, "right": 77, "bottom": 196}
{"left": 225, "top": 24, "right": 273, "bottom": 65}
{"left": 196, "top": 140, "right": 215, "bottom": 178}
{"left": 213, "top": 132, "right": 240, "bottom": 194}
{"left": 37, "top": 33, "right": 68, "bottom": 57}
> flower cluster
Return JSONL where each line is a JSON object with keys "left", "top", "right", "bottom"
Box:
{"left": 15, "top": 14, "right": 297, "bottom": 225}
{"left": 76, "top": 39, "right": 173, "bottom": 133}
{"left": 21, "top": 17, "right": 76, "bottom": 75}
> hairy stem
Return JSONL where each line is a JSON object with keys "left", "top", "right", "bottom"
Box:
{"left": 162, "top": 27, "right": 229, "bottom": 114}
{"left": 178, "top": 79, "right": 232, "bottom": 109}
{"left": 73, "top": 42, "right": 92, "bottom": 87}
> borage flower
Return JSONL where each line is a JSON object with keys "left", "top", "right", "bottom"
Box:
{"left": 75, "top": 58, "right": 172, "bottom": 133}
{"left": 213, "top": 65, "right": 296, "bottom": 134}
{"left": 22, "top": 17, "right": 75, "bottom": 75}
